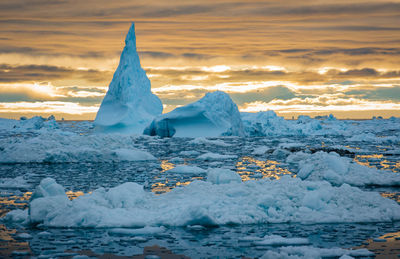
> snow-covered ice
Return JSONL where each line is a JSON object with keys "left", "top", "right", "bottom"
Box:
{"left": 94, "top": 23, "right": 162, "bottom": 133}
{"left": 144, "top": 91, "right": 244, "bottom": 137}
{"left": 11, "top": 176, "right": 400, "bottom": 228}
{"left": 290, "top": 151, "right": 400, "bottom": 186}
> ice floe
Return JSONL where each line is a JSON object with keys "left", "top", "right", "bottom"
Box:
{"left": 10, "top": 176, "right": 400, "bottom": 228}
{"left": 290, "top": 151, "right": 400, "bottom": 186}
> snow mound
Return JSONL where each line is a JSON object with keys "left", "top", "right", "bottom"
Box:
{"left": 144, "top": 91, "right": 244, "bottom": 137}
{"left": 14, "top": 176, "right": 400, "bottom": 228}
{"left": 290, "top": 151, "right": 400, "bottom": 186}
{"left": 0, "top": 133, "right": 157, "bottom": 163}
{"left": 94, "top": 23, "right": 162, "bottom": 133}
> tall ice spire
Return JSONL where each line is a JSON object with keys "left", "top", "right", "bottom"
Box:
{"left": 94, "top": 22, "right": 163, "bottom": 133}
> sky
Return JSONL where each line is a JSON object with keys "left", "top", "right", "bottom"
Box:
{"left": 1, "top": 0, "right": 400, "bottom": 119}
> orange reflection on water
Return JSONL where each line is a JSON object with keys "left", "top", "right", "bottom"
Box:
{"left": 160, "top": 160, "right": 175, "bottom": 172}
{"left": 380, "top": 192, "right": 400, "bottom": 203}
{"left": 0, "top": 192, "right": 31, "bottom": 217}
{"left": 236, "top": 157, "right": 292, "bottom": 181}
{"left": 354, "top": 154, "right": 399, "bottom": 172}
{"left": 0, "top": 224, "right": 31, "bottom": 258}
{"left": 151, "top": 182, "right": 170, "bottom": 194}
{"left": 66, "top": 190, "right": 85, "bottom": 200}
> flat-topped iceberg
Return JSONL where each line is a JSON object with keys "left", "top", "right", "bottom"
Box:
{"left": 144, "top": 91, "right": 244, "bottom": 137}
{"left": 11, "top": 176, "right": 400, "bottom": 228}
{"left": 94, "top": 23, "right": 162, "bottom": 133}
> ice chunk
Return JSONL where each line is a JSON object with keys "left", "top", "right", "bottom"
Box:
{"left": 206, "top": 168, "right": 242, "bottom": 184}
{"left": 0, "top": 176, "right": 30, "bottom": 188}
{"left": 197, "top": 152, "right": 237, "bottom": 161}
{"left": 294, "top": 151, "right": 400, "bottom": 186}
{"left": 189, "top": 137, "right": 232, "bottom": 146}
{"left": 94, "top": 23, "right": 162, "bottom": 133}
{"left": 114, "top": 148, "right": 157, "bottom": 161}
{"left": 21, "top": 176, "right": 400, "bottom": 228}
{"left": 261, "top": 246, "right": 373, "bottom": 259}
{"left": 144, "top": 91, "right": 244, "bottom": 137}
{"left": 254, "top": 235, "right": 310, "bottom": 246}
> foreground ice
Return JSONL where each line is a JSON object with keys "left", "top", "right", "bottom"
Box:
{"left": 144, "top": 91, "right": 244, "bottom": 137}
{"left": 11, "top": 175, "right": 400, "bottom": 228}
{"left": 94, "top": 23, "right": 162, "bottom": 133}
{"left": 289, "top": 151, "right": 400, "bottom": 186}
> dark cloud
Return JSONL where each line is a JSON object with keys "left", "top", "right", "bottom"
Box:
{"left": 230, "top": 86, "right": 297, "bottom": 105}
{"left": 345, "top": 86, "right": 400, "bottom": 101}
{"left": 0, "top": 64, "right": 112, "bottom": 83}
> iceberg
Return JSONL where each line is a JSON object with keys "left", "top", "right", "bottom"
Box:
{"left": 94, "top": 23, "right": 162, "bottom": 133}
{"left": 144, "top": 91, "right": 244, "bottom": 137}
{"left": 12, "top": 176, "right": 400, "bottom": 228}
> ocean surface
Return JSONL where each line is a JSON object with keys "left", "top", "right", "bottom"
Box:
{"left": 0, "top": 120, "right": 399, "bottom": 258}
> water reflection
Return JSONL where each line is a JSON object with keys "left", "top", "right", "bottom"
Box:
{"left": 0, "top": 224, "right": 31, "bottom": 258}
{"left": 160, "top": 160, "right": 175, "bottom": 172}
{"left": 354, "top": 154, "right": 400, "bottom": 173}
{"left": 356, "top": 230, "right": 400, "bottom": 259}
{"left": 236, "top": 157, "right": 292, "bottom": 181}
{"left": 0, "top": 192, "right": 31, "bottom": 217}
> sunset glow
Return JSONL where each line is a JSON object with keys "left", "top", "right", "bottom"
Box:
{"left": 1, "top": 0, "right": 399, "bottom": 119}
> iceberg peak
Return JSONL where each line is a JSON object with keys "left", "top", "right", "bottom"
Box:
{"left": 125, "top": 23, "right": 136, "bottom": 48}
{"left": 94, "top": 22, "right": 163, "bottom": 133}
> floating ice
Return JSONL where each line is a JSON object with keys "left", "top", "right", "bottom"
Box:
{"left": 0, "top": 116, "right": 58, "bottom": 132}
{"left": 206, "top": 168, "right": 242, "bottom": 184}
{"left": 197, "top": 152, "right": 238, "bottom": 161}
{"left": 0, "top": 133, "right": 157, "bottom": 163}
{"left": 290, "top": 151, "right": 400, "bottom": 186}
{"left": 0, "top": 176, "right": 30, "bottom": 188}
{"left": 94, "top": 23, "right": 162, "bottom": 133}
{"left": 261, "top": 245, "right": 373, "bottom": 259}
{"left": 12, "top": 176, "right": 400, "bottom": 228}
{"left": 144, "top": 91, "right": 244, "bottom": 137}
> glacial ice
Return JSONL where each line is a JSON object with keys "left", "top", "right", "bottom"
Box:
{"left": 144, "top": 91, "right": 244, "bottom": 137}
{"left": 0, "top": 116, "right": 58, "bottom": 132}
{"left": 94, "top": 23, "right": 162, "bottom": 133}
{"left": 11, "top": 176, "right": 400, "bottom": 228}
{"left": 0, "top": 133, "right": 156, "bottom": 163}
{"left": 289, "top": 151, "right": 400, "bottom": 186}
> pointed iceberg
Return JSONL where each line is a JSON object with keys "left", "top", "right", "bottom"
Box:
{"left": 144, "top": 91, "right": 244, "bottom": 137}
{"left": 95, "top": 23, "right": 163, "bottom": 133}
